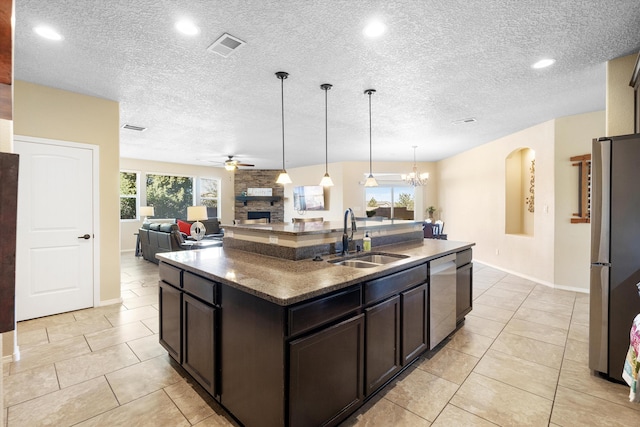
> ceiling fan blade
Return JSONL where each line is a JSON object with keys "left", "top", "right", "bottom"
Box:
{"left": 236, "top": 163, "right": 255, "bottom": 167}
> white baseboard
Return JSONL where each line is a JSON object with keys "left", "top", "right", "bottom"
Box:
{"left": 100, "top": 297, "right": 124, "bottom": 306}
{"left": 554, "top": 284, "right": 590, "bottom": 294}
{"left": 120, "top": 249, "right": 135, "bottom": 254}
{"left": 473, "top": 259, "right": 589, "bottom": 294}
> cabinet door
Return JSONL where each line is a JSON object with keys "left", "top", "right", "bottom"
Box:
{"left": 159, "top": 281, "right": 182, "bottom": 362}
{"left": 183, "top": 294, "right": 216, "bottom": 396}
{"left": 289, "top": 314, "right": 365, "bottom": 427}
{"left": 456, "top": 263, "right": 473, "bottom": 324}
{"left": 365, "top": 296, "right": 400, "bottom": 395}
{"left": 401, "top": 283, "right": 428, "bottom": 364}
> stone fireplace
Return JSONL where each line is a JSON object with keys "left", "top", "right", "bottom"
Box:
{"left": 234, "top": 170, "right": 284, "bottom": 223}
{"left": 248, "top": 211, "right": 271, "bottom": 222}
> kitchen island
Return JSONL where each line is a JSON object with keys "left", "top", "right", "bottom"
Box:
{"left": 157, "top": 237, "right": 473, "bottom": 427}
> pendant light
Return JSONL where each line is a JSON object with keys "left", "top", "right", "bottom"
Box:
{"left": 364, "top": 89, "right": 378, "bottom": 187}
{"left": 402, "top": 146, "right": 429, "bottom": 186}
{"left": 319, "top": 83, "right": 334, "bottom": 187}
{"left": 275, "top": 71, "right": 292, "bottom": 184}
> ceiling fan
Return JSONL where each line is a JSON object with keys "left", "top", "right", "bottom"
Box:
{"left": 222, "top": 155, "right": 255, "bottom": 171}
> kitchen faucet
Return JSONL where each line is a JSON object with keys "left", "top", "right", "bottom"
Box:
{"left": 342, "top": 208, "right": 356, "bottom": 255}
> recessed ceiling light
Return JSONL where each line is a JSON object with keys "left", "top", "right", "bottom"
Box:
{"left": 121, "top": 124, "right": 147, "bottom": 132}
{"left": 363, "top": 20, "right": 386, "bottom": 37}
{"left": 175, "top": 20, "right": 200, "bottom": 36}
{"left": 451, "top": 118, "right": 477, "bottom": 125}
{"left": 532, "top": 58, "right": 556, "bottom": 69}
{"left": 34, "top": 26, "right": 63, "bottom": 41}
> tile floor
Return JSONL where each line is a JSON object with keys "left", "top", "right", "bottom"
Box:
{"left": 2, "top": 255, "right": 639, "bottom": 426}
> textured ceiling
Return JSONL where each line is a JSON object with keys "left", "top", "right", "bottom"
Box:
{"left": 14, "top": 0, "right": 640, "bottom": 169}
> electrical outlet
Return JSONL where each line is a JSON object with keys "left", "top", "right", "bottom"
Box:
{"left": 269, "top": 235, "right": 278, "bottom": 244}
{"left": 495, "top": 249, "right": 500, "bottom": 255}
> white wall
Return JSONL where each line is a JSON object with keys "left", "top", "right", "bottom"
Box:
{"left": 285, "top": 163, "right": 345, "bottom": 222}
{"left": 286, "top": 160, "right": 439, "bottom": 222}
{"left": 439, "top": 111, "right": 605, "bottom": 289}
{"left": 554, "top": 111, "right": 605, "bottom": 291}
{"left": 606, "top": 53, "right": 637, "bottom": 136}
{"left": 439, "top": 120, "right": 557, "bottom": 284}
{"left": 119, "top": 158, "right": 234, "bottom": 251}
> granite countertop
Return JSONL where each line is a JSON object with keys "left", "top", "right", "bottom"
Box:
{"left": 222, "top": 219, "right": 419, "bottom": 236}
{"left": 157, "top": 239, "right": 474, "bottom": 306}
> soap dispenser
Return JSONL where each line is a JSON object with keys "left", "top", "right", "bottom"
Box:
{"left": 363, "top": 231, "right": 371, "bottom": 251}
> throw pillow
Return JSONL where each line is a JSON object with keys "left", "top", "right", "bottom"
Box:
{"left": 177, "top": 219, "right": 191, "bottom": 235}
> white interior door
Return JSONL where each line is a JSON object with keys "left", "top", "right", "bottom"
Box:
{"left": 14, "top": 137, "right": 96, "bottom": 321}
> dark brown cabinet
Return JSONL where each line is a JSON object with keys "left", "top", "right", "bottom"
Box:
{"left": 289, "top": 314, "right": 365, "bottom": 427}
{"left": 159, "top": 280, "right": 182, "bottom": 362}
{"left": 363, "top": 264, "right": 429, "bottom": 397}
{"left": 365, "top": 296, "right": 400, "bottom": 395}
{"left": 159, "top": 246, "right": 473, "bottom": 427}
{"left": 159, "top": 264, "right": 219, "bottom": 398}
{"left": 401, "top": 283, "right": 428, "bottom": 364}
{"left": 183, "top": 293, "right": 216, "bottom": 396}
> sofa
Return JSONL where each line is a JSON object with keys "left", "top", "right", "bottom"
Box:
{"left": 175, "top": 218, "right": 224, "bottom": 239}
{"left": 138, "top": 218, "right": 224, "bottom": 264}
{"left": 138, "top": 223, "right": 185, "bottom": 264}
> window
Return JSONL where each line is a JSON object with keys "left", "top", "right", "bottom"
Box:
{"left": 365, "top": 186, "right": 415, "bottom": 219}
{"left": 119, "top": 171, "right": 138, "bottom": 220}
{"left": 198, "top": 178, "right": 219, "bottom": 218}
{"left": 146, "top": 173, "right": 194, "bottom": 219}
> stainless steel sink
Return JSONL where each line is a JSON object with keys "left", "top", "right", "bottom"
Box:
{"left": 332, "top": 260, "right": 380, "bottom": 268}
{"left": 329, "top": 252, "right": 409, "bottom": 268}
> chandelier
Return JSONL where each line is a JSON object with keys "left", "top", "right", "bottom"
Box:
{"left": 402, "top": 146, "right": 429, "bottom": 186}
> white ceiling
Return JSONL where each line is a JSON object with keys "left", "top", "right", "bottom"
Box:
{"left": 14, "top": 1, "right": 640, "bottom": 169}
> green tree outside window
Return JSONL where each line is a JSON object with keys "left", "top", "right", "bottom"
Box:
{"left": 119, "top": 171, "right": 137, "bottom": 219}
{"left": 146, "top": 174, "right": 193, "bottom": 218}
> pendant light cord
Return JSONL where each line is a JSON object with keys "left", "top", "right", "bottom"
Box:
{"left": 325, "top": 88, "right": 328, "bottom": 173}
{"left": 281, "top": 76, "right": 285, "bottom": 170}
{"left": 276, "top": 71, "right": 289, "bottom": 171}
{"left": 367, "top": 90, "right": 373, "bottom": 176}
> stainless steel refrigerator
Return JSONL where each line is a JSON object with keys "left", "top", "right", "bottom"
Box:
{"left": 590, "top": 133, "right": 640, "bottom": 382}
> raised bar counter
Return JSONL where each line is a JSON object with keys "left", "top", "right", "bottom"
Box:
{"left": 221, "top": 219, "right": 425, "bottom": 261}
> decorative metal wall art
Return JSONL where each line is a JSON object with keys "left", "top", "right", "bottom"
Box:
{"left": 525, "top": 159, "right": 535, "bottom": 213}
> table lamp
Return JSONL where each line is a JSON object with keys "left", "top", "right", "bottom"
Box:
{"left": 140, "top": 206, "right": 154, "bottom": 224}
{"left": 187, "top": 206, "right": 208, "bottom": 240}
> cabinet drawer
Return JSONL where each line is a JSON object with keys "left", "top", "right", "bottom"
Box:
{"left": 288, "top": 286, "right": 362, "bottom": 336}
{"left": 159, "top": 262, "right": 182, "bottom": 288}
{"left": 364, "top": 264, "right": 427, "bottom": 305}
{"left": 184, "top": 271, "right": 216, "bottom": 305}
{"left": 456, "top": 249, "right": 472, "bottom": 267}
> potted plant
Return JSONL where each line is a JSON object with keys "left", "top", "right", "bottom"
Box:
{"left": 427, "top": 206, "right": 436, "bottom": 219}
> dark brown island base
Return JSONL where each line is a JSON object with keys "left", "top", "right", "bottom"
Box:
{"left": 157, "top": 224, "right": 473, "bottom": 427}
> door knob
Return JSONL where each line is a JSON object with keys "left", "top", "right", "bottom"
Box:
{"left": 78, "top": 234, "right": 91, "bottom": 240}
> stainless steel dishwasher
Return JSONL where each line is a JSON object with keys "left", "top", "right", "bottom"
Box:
{"left": 429, "top": 254, "right": 457, "bottom": 349}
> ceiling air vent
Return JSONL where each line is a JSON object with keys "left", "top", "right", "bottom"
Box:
{"left": 207, "top": 33, "right": 246, "bottom": 57}
{"left": 451, "top": 118, "right": 477, "bottom": 125}
{"left": 122, "top": 124, "right": 147, "bottom": 132}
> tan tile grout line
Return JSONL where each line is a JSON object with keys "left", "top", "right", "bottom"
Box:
{"left": 429, "top": 271, "right": 570, "bottom": 425}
